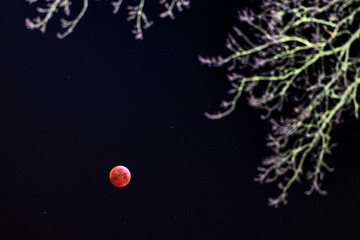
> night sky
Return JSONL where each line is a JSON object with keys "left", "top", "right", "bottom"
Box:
{"left": 1, "top": 0, "right": 360, "bottom": 239}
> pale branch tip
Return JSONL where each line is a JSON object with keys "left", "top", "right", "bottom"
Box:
{"left": 25, "top": 0, "right": 191, "bottom": 39}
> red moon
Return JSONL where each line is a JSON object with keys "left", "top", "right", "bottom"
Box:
{"left": 109, "top": 166, "right": 131, "bottom": 187}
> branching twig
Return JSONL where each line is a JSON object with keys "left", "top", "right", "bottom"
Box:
{"left": 200, "top": 0, "right": 360, "bottom": 207}
{"left": 25, "top": 0, "right": 191, "bottom": 39}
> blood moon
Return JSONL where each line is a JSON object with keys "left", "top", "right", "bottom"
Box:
{"left": 109, "top": 166, "right": 131, "bottom": 187}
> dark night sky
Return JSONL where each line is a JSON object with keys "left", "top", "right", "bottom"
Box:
{"left": 0, "top": 0, "right": 360, "bottom": 239}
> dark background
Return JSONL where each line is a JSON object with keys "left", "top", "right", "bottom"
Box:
{"left": 0, "top": 0, "right": 359, "bottom": 239}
